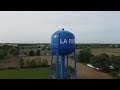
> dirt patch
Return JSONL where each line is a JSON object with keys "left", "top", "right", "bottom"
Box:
{"left": 0, "top": 57, "right": 20, "bottom": 68}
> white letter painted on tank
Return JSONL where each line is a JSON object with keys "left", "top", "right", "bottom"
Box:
{"left": 69, "top": 39, "right": 72, "bottom": 44}
{"left": 60, "top": 39, "right": 67, "bottom": 44}
{"left": 64, "top": 39, "right": 67, "bottom": 44}
{"left": 60, "top": 39, "right": 64, "bottom": 44}
{"left": 69, "top": 39, "right": 74, "bottom": 44}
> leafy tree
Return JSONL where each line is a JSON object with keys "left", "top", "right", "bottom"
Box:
{"left": 0, "top": 50, "right": 7, "bottom": 59}
{"left": 1, "top": 45, "right": 10, "bottom": 50}
{"left": 77, "top": 48, "right": 92, "bottom": 63}
{"left": 37, "top": 50, "right": 41, "bottom": 56}
{"left": 111, "top": 55, "right": 120, "bottom": 70}
{"left": 91, "top": 54, "right": 110, "bottom": 72}
{"left": 29, "top": 50, "right": 34, "bottom": 56}
{"left": 42, "top": 47, "right": 46, "bottom": 50}
{"left": 10, "top": 48, "right": 19, "bottom": 56}
{"left": 38, "top": 45, "right": 40, "bottom": 48}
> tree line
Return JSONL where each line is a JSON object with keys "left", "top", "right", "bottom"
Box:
{"left": 0, "top": 44, "right": 50, "bottom": 59}
{"left": 76, "top": 44, "right": 120, "bottom": 49}
{"left": 0, "top": 45, "right": 19, "bottom": 59}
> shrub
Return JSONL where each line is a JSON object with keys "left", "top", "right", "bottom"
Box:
{"left": 77, "top": 48, "right": 92, "bottom": 63}
{"left": 19, "top": 58, "right": 24, "bottom": 68}
{"left": 0, "top": 50, "right": 7, "bottom": 59}
{"left": 26, "top": 59, "right": 31, "bottom": 68}
{"left": 10, "top": 48, "right": 19, "bottom": 56}
{"left": 37, "top": 58, "right": 42, "bottom": 67}
{"left": 70, "top": 53, "right": 74, "bottom": 59}
{"left": 30, "top": 59, "right": 36, "bottom": 67}
{"left": 67, "top": 66, "right": 74, "bottom": 74}
{"left": 29, "top": 50, "right": 34, "bottom": 56}
{"left": 90, "top": 54, "right": 110, "bottom": 72}
{"left": 0, "top": 67, "right": 8, "bottom": 70}
{"left": 110, "top": 72, "right": 120, "bottom": 79}
{"left": 23, "top": 58, "right": 48, "bottom": 68}
{"left": 7, "top": 67, "right": 17, "bottom": 69}
{"left": 41, "top": 59, "right": 48, "bottom": 67}
{"left": 111, "top": 55, "right": 120, "bottom": 71}
{"left": 37, "top": 50, "right": 41, "bottom": 56}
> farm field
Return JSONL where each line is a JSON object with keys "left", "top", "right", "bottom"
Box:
{"left": 0, "top": 67, "right": 50, "bottom": 79}
{"left": 76, "top": 48, "right": 120, "bottom": 56}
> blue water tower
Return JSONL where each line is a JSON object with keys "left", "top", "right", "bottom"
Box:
{"left": 50, "top": 28, "right": 77, "bottom": 79}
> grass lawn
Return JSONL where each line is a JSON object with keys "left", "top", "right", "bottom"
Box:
{"left": 0, "top": 67, "right": 50, "bottom": 79}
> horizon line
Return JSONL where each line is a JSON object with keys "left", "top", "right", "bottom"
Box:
{"left": 0, "top": 43, "right": 120, "bottom": 44}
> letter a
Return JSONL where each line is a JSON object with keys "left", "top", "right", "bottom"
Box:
{"left": 64, "top": 39, "right": 67, "bottom": 44}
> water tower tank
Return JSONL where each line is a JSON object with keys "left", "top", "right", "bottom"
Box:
{"left": 51, "top": 29, "right": 75, "bottom": 55}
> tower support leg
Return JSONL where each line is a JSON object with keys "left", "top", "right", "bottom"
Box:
{"left": 50, "top": 53, "right": 53, "bottom": 79}
{"left": 74, "top": 50, "right": 77, "bottom": 79}
{"left": 56, "top": 50, "right": 59, "bottom": 79}
{"left": 61, "top": 55, "right": 65, "bottom": 79}
{"left": 66, "top": 55, "right": 68, "bottom": 79}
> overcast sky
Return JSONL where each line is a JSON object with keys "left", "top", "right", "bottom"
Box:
{"left": 0, "top": 11, "right": 120, "bottom": 44}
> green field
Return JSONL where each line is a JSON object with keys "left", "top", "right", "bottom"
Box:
{"left": 0, "top": 67, "right": 50, "bottom": 79}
